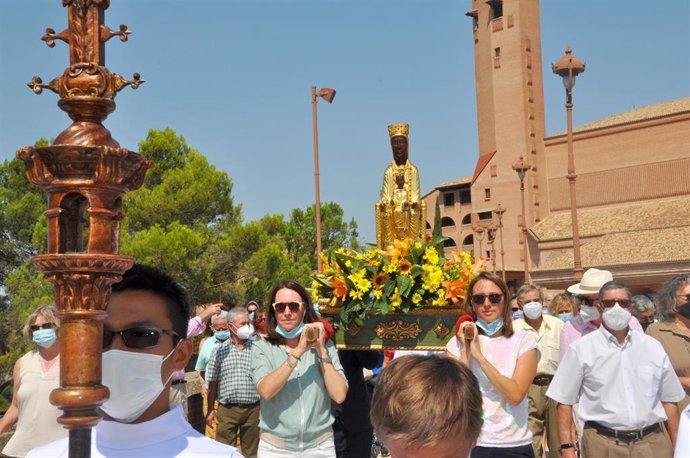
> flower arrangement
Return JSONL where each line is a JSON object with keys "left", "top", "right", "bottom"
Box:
{"left": 311, "top": 236, "right": 479, "bottom": 326}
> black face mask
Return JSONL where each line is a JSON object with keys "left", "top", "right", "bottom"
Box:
{"left": 677, "top": 304, "right": 690, "bottom": 320}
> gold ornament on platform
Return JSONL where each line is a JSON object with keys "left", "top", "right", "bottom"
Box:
{"left": 374, "top": 319, "right": 422, "bottom": 341}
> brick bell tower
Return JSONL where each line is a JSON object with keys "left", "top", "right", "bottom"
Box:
{"left": 466, "top": 0, "right": 547, "bottom": 281}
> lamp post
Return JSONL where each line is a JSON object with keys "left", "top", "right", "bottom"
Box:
{"left": 494, "top": 203, "right": 506, "bottom": 282}
{"left": 512, "top": 156, "right": 531, "bottom": 283}
{"left": 552, "top": 46, "right": 586, "bottom": 281}
{"left": 311, "top": 86, "right": 336, "bottom": 272}
{"left": 487, "top": 223, "right": 497, "bottom": 274}
{"left": 472, "top": 223, "right": 486, "bottom": 261}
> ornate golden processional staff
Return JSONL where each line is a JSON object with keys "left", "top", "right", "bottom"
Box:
{"left": 16, "top": 1, "right": 151, "bottom": 456}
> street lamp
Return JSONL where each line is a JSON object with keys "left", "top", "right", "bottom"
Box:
{"left": 487, "top": 222, "right": 497, "bottom": 274}
{"left": 552, "top": 46, "right": 585, "bottom": 281}
{"left": 311, "top": 86, "right": 336, "bottom": 272}
{"left": 512, "top": 156, "right": 531, "bottom": 283}
{"left": 494, "top": 202, "right": 506, "bottom": 282}
{"left": 472, "top": 223, "right": 485, "bottom": 261}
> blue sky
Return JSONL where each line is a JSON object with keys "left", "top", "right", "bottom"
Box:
{"left": 1, "top": 0, "right": 688, "bottom": 243}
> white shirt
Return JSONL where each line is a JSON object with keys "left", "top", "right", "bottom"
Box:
{"left": 446, "top": 329, "right": 537, "bottom": 448}
{"left": 547, "top": 326, "right": 685, "bottom": 430}
{"left": 26, "top": 405, "right": 245, "bottom": 457}
{"left": 676, "top": 404, "right": 690, "bottom": 457}
{"left": 513, "top": 315, "right": 564, "bottom": 376}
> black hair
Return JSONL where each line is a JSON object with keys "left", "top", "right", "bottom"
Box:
{"left": 112, "top": 264, "right": 190, "bottom": 338}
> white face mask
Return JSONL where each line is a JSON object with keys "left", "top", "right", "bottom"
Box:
{"left": 602, "top": 303, "right": 631, "bottom": 331}
{"left": 522, "top": 301, "right": 543, "bottom": 320}
{"left": 101, "top": 346, "right": 177, "bottom": 423}
{"left": 580, "top": 304, "right": 600, "bottom": 322}
{"left": 234, "top": 324, "right": 254, "bottom": 340}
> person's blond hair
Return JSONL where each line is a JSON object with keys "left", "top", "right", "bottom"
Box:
{"left": 548, "top": 293, "right": 578, "bottom": 316}
{"left": 370, "top": 355, "right": 483, "bottom": 449}
{"left": 22, "top": 305, "right": 60, "bottom": 343}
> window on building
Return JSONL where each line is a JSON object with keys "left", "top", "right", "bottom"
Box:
{"left": 441, "top": 217, "right": 456, "bottom": 228}
{"left": 484, "top": 188, "right": 491, "bottom": 200}
{"left": 489, "top": 0, "right": 503, "bottom": 19}
{"left": 461, "top": 214, "right": 472, "bottom": 225}
{"left": 462, "top": 235, "right": 474, "bottom": 246}
{"left": 426, "top": 221, "right": 431, "bottom": 230}
{"left": 494, "top": 47, "right": 500, "bottom": 58}
{"left": 460, "top": 188, "right": 471, "bottom": 204}
{"left": 444, "top": 192, "right": 455, "bottom": 207}
{"left": 443, "top": 238, "right": 457, "bottom": 248}
{"left": 478, "top": 211, "right": 492, "bottom": 221}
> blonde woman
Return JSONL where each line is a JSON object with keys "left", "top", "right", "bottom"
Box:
{"left": 0, "top": 306, "right": 66, "bottom": 457}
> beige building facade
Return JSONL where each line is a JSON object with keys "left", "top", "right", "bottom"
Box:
{"left": 425, "top": 0, "right": 690, "bottom": 293}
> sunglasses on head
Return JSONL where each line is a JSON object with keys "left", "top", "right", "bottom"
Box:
{"left": 600, "top": 299, "right": 633, "bottom": 309}
{"left": 103, "top": 326, "right": 180, "bottom": 349}
{"left": 471, "top": 293, "right": 504, "bottom": 305}
{"left": 30, "top": 322, "right": 54, "bottom": 332}
{"left": 272, "top": 301, "right": 304, "bottom": 313}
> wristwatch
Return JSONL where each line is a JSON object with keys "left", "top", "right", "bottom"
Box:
{"left": 559, "top": 443, "right": 576, "bottom": 450}
{"left": 319, "top": 354, "right": 333, "bottom": 365}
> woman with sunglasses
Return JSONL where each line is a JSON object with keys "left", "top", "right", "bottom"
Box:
{"left": 647, "top": 274, "right": 690, "bottom": 411}
{"left": 0, "top": 306, "right": 67, "bottom": 457}
{"left": 446, "top": 272, "right": 538, "bottom": 457}
{"left": 250, "top": 280, "right": 347, "bottom": 457}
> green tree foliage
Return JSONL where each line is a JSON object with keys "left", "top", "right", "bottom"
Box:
{"left": 432, "top": 195, "right": 442, "bottom": 239}
{"left": 0, "top": 128, "right": 359, "bottom": 373}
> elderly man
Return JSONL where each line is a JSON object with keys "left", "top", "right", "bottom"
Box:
{"left": 513, "top": 284, "right": 564, "bottom": 458}
{"left": 561, "top": 268, "right": 643, "bottom": 360}
{"left": 547, "top": 280, "right": 685, "bottom": 458}
{"left": 206, "top": 307, "right": 259, "bottom": 458}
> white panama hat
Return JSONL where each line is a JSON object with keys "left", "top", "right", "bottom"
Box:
{"left": 566, "top": 268, "right": 613, "bottom": 295}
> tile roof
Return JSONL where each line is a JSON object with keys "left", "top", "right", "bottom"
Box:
{"left": 530, "top": 198, "right": 690, "bottom": 241}
{"left": 550, "top": 97, "right": 690, "bottom": 136}
{"left": 534, "top": 226, "right": 690, "bottom": 271}
{"left": 436, "top": 176, "right": 472, "bottom": 189}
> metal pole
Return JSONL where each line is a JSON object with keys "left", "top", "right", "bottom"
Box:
{"left": 520, "top": 179, "right": 530, "bottom": 283}
{"left": 566, "top": 71, "right": 583, "bottom": 281}
{"left": 499, "top": 221, "right": 505, "bottom": 282}
{"left": 311, "top": 86, "right": 323, "bottom": 272}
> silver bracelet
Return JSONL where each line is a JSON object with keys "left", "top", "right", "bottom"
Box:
{"left": 286, "top": 356, "right": 297, "bottom": 369}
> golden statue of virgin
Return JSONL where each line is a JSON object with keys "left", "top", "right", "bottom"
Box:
{"left": 375, "top": 123, "right": 426, "bottom": 249}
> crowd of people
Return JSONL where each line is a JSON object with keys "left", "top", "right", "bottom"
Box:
{"left": 0, "top": 263, "right": 689, "bottom": 457}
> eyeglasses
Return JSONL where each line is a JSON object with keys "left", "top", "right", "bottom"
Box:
{"left": 677, "top": 294, "right": 690, "bottom": 302}
{"left": 30, "top": 323, "right": 54, "bottom": 332}
{"left": 102, "top": 327, "right": 180, "bottom": 349}
{"left": 471, "top": 293, "right": 504, "bottom": 305}
{"left": 600, "top": 299, "right": 633, "bottom": 309}
{"left": 255, "top": 317, "right": 266, "bottom": 322}
{"left": 579, "top": 297, "right": 596, "bottom": 306}
{"left": 272, "top": 301, "right": 304, "bottom": 313}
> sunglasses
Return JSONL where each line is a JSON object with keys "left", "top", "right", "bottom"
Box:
{"left": 677, "top": 294, "right": 690, "bottom": 302}
{"left": 600, "top": 299, "right": 633, "bottom": 309}
{"left": 272, "top": 301, "right": 304, "bottom": 313}
{"left": 471, "top": 293, "right": 504, "bottom": 305}
{"left": 103, "top": 326, "right": 180, "bottom": 349}
{"left": 30, "top": 322, "right": 54, "bottom": 332}
{"left": 579, "top": 297, "right": 596, "bottom": 306}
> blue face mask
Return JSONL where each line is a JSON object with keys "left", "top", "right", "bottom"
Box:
{"left": 276, "top": 322, "right": 305, "bottom": 339}
{"left": 248, "top": 312, "right": 255, "bottom": 320}
{"left": 512, "top": 310, "right": 524, "bottom": 321}
{"left": 33, "top": 328, "right": 57, "bottom": 348}
{"left": 475, "top": 318, "right": 504, "bottom": 337}
{"left": 557, "top": 313, "right": 574, "bottom": 322}
{"left": 214, "top": 330, "right": 231, "bottom": 341}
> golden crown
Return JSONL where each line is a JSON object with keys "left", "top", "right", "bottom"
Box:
{"left": 387, "top": 123, "right": 409, "bottom": 139}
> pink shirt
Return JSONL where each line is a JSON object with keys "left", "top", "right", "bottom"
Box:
{"left": 559, "top": 314, "right": 643, "bottom": 360}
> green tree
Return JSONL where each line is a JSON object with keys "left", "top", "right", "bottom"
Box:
{"left": 432, "top": 195, "right": 442, "bottom": 239}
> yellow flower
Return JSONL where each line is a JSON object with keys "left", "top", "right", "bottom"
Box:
{"left": 373, "top": 289, "right": 383, "bottom": 300}
{"left": 372, "top": 272, "right": 389, "bottom": 289}
{"left": 398, "top": 258, "right": 413, "bottom": 276}
{"left": 349, "top": 289, "right": 365, "bottom": 300}
{"left": 383, "top": 260, "right": 398, "bottom": 274}
{"left": 412, "top": 293, "right": 422, "bottom": 305}
{"left": 345, "top": 260, "right": 352, "bottom": 268}
{"left": 390, "top": 288, "right": 402, "bottom": 308}
{"left": 414, "top": 241, "right": 423, "bottom": 249}
{"left": 423, "top": 246, "right": 439, "bottom": 265}
{"left": 422, "top": 264, "right": 443, "bottom": 292}
{"left": 311, "top": 288, "right": 320, "bottom": 302}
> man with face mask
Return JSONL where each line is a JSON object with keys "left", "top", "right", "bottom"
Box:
{"left": 27, "top": 264, "right": 244, "bottom": 457}
{"left": 206, "top": 307, "right": 260, "bottom": 458}
{"left": 547, "top": 280, "right": 685, "bottom": 458}
{"left": 560, "top": 268, "right": 643, "bottom": 361}
{"left": 512, "top": 284, "right": 564, "bottom": 458}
